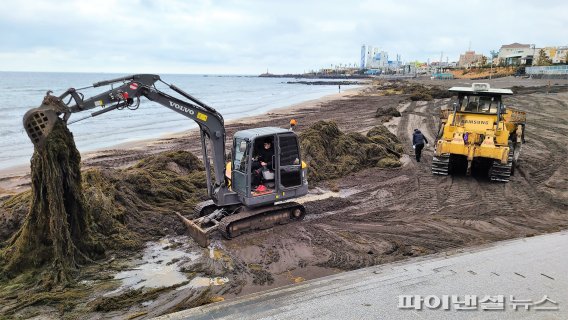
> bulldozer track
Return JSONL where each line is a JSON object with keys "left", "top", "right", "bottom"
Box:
{"left": 405, "top": 111, "right": 433, "bottom": 117}
{"left": 413, "top": 173, "right": 440, "bottom": 214}
{"left": 523, "top": 133, "right": 565, "bottom": 185}
{"left": 489, "top": 148, "right": 514, "bottom": 182}
{"left": 431, "top": 155, "right": 450, "bottom": 175}
{"left": 400, "top": 99, "right": 448, "bottom": 214}
{"left": 430, "top": 99, "right": 451, "bottom": 177}
{"left": 509, "top": 94, "right": 567, "bottom": 185}
{"left": 396, "top": 101, "right": 416, "bottom": 151}
{"left": 445, "top": 178, "right": 477, "bottom": 204}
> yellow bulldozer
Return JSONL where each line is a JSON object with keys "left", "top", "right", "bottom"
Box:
{"left": 432, "top": 83, "right": 526, "bottom": 182}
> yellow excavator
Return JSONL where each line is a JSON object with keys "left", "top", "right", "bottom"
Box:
{"left": 432, "top": 83, "right": 526, "bottom": 182}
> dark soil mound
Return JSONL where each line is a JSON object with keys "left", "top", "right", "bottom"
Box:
{"left": 405, "top": 84, "right": 454, "bottom": 101}
{"left": 299, "top": 121, "right": 401, "bottom": 183}
{"left": 375, "top": 106, "right": 401, "bottom": 119}
{"left": 409, "top": 91, "right": 433, "bottom": 101}
{"left": 303, "top": 197, "right": 354, "bottom": 215}
{"left": 367, "top": 81, "right": 455, "bottom": 101}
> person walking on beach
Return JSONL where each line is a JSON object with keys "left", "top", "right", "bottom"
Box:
{"left": 338, "top": 84, "right": 341, "bottom": 93}
{"left": 412, "top": 129, "right": 428, "bottom": 162}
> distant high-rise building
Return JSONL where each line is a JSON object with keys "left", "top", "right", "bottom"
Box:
{"left": 360, "top": 45, "right": 367, "bottom": 69}
{"left": 360, "top": 45, "right": 388, "bottom": 69}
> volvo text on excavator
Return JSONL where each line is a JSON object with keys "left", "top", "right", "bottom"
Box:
{"left": 23, "top": 74, "right": 308, "bottom": 247}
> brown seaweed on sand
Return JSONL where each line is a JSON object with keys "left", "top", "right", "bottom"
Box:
{"left": 299, "top": 121, "right": 402, "bottom": 183}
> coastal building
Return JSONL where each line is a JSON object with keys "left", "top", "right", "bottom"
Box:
{"left": 543, "top": 46, "right": 568, "bottom": 64}
{"left": 360, "top": 45, "right": 388, "bottom": 69}
{"left": 458, "top": 50, "right": 483, "bottom": 67}
{"left": 386, "top": 55, "right": 402, "bottom": 71}
{"left": 554, "top": 46, "right": 568, "bottom": 64}
{"left": 416, "top": 63, "right": 430, "bottom": 74}
{"left": 497, "top": 43, "right": 535, "bottom": 66}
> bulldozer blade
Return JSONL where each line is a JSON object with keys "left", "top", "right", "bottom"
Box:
{"left": 23, "top": 106, "right": 60, "bottom": 147}
{"left": 174, "top": 211, "right": 210, "bottom": 248}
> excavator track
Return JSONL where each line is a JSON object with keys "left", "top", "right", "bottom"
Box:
{"left": 219, "top": 202, "right": 305, "bottom": 239}
{"left": 489, "top": 148, "right": 514, "bottom": 182}
{"left": 431, "top": 154, "right": 450, "bottom": 175}
{"left": 193, "top": 199, "right": 217, "bottom": 217}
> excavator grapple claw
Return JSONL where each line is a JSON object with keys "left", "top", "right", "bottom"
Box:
{"left": 23, "top": 106, "right": 61, "bottom": 147}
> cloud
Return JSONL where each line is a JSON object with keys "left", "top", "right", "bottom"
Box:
{"left": 0, "top": 0, "right": 566, "bottom": 74}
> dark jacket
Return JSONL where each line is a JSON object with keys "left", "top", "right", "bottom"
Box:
{"left": 412, "top": 130, "right": 428, "bottom": 146}
{"left": 257, "top": 146, "right": 274, "bottom": 168}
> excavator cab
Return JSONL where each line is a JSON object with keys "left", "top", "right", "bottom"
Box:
{"left": 231, "top": 128, "right": 308, "bottom": 207}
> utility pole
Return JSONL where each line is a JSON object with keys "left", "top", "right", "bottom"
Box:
{"left": 414, "top": 60, "right": 418, "bottom": 78}
{"left": 489, "top": 50, "right": 499, "bottom": 80}
{"left": 530, "top": 44, "right": 536, "bottom": 79}
{"left": 489, "top": 55, "right": 493, "bottom": 80}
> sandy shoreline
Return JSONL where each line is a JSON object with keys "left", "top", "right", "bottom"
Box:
{"left": 110, "top": 86, "right": 361, "bottom": 149}
{"left": 0, "top": 86, "right": 364, "bottom": 194}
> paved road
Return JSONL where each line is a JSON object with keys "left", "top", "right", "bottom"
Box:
{"left": 156, "top": 231, "right": 568, "bottom": 320}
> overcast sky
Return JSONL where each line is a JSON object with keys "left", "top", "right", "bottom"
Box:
{"left": 0, "top": 0, "right": 566, "bottom": 74}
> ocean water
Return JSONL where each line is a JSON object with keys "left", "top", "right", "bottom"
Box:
{"left": 0, "top": 72, "right": 347, "bottom": 170}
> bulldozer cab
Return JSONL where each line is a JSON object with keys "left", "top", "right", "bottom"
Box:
{"left": 449, "top": 83, "right": 513, "bottom": 122}
{"left": 457, "top": 94, "right": 501, "bottom": 114}
{"left": 231, "top": 127, "right": 308, "bottom": 207}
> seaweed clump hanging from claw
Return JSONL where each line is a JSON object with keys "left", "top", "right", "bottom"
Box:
{"left": 0, "top": 95, "right": 104, "bottom": 286}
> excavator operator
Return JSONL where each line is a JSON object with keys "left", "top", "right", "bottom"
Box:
{"left": 252, "top": 137, "right": 274, "bottom": 191}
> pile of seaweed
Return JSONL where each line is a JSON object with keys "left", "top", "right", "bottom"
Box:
{"left": 364, "top": 81, "right": 455, "bottom": 101}
{"left": 405, "top": 83, "right": 455, "bottom": 101}
{"left": 0, "top": 113, "right": 103, "bottom": 286}
{"left": 0, "top": 95, "right": 208, "bottom": 305}
{"left": 82, "top": 150, "right": 208, "bottom": 243}
{"left": 0, "top": 151, "right": 208, "bottom": 266}
{"left": 375, "top": 106, "right": 401, "bottom": 121}
{"left": 299, "top": 121, "right": 402, "bottom": 183}
{"left": 0, "top": 140, "right": 207, "bottom": 315}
